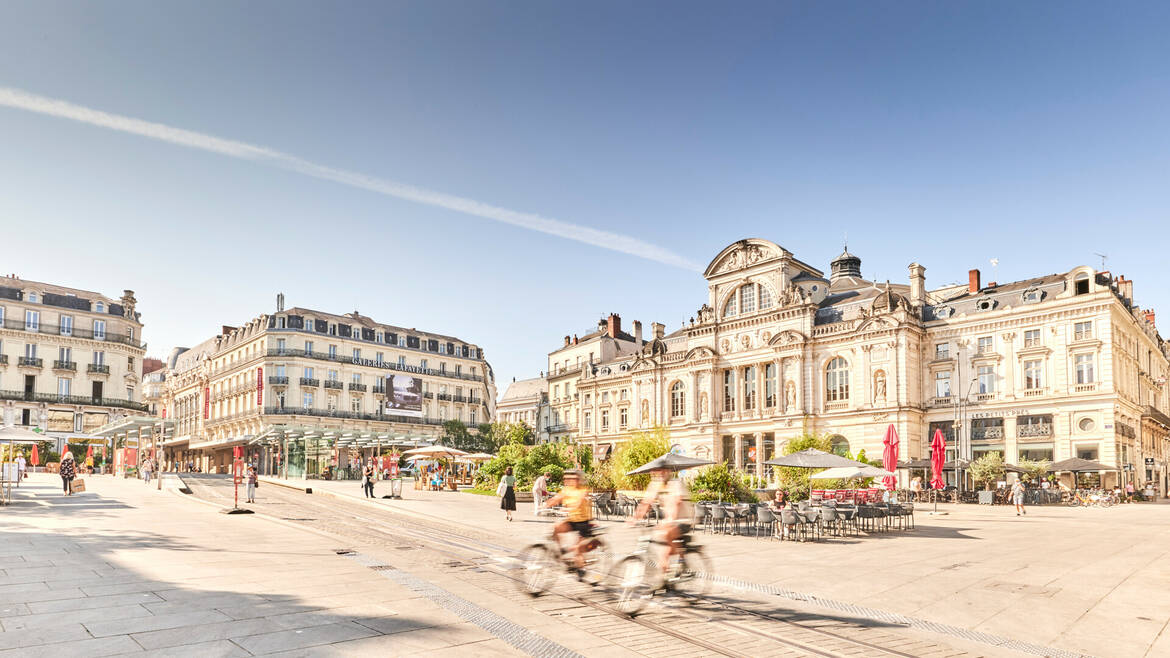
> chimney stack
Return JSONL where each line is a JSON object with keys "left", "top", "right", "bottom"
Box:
{"left": 1145, "top": 309, "right": 1156, "bottom": 328}
{"left": 633, "top": 320, "right": 643, "bottom": 344}
{"left": 651, "top": 322, "right": 665, "bottom": 339}
{"left": 606, "top": 313, "right": 622, "bottom": 338}
{"left": 908, "top": 263, "right": 926, "bottom": 308}
{"left": 276, "top": 292, "right": 285, "bottom": 312}
{"left": 968, "top": 269, "right": 981, "bottom": 293}
{"left": 564, "top": 335, "right": 571, "bottom": 347}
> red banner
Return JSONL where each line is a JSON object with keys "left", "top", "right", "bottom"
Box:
{"left": 204, "top": 387, "right": 210, "bottom": 419}
{"left": 257, "top": 367, "right": 264, "bottom": 406}
{"left": 161, "top": 406, "right": 167, "bottom": 419}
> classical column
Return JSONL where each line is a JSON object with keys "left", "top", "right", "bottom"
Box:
{"left": 754, "top": 432, "right": 764, "bottom": 479}
{"left": 774, "top": 356, "right": 784, "bottom": 416}
{"left": 691, "top": 371, "right": 701, "bottom": 422}
{"left": 1001, "top": 332, "right": 1016, "bottom": 400}
{"left": 755, "top": 363, "right": 765, "bottom": 418}
{"left": 861, "top": 344, "right": 873, "bottom": 407}
{"left": 733, "top": 434, "right": 744, "bottom": 471}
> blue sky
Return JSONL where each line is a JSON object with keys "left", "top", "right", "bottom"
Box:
{"left": 2, "top": 2, "right": 1168, "bottom": 391}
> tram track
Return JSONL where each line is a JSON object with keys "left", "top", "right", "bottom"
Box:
{"left": 182, "top": 476, "right": 971, "bottom": 658}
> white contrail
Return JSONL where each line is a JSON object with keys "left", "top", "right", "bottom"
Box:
{"left": 0, "top": 86, "right": 702, "bottom": 271}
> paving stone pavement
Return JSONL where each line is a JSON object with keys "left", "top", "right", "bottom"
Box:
{"left": 275, "top": 475, "right": 1170, "bottom": 658}
{"left": 0, "top": 473, "right": 604, "bottom": 656}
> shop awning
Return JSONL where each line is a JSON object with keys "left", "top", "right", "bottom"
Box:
{"left": 592, "top": 443, "right": 613, "bottom": 461}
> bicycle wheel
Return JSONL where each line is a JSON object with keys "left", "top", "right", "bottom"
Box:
{"left": 581, "top": 536, "right": 611, "bottom": 587}
{"left": 610, "top": 555, "right": 651, "bottom": 616}
{"left": 670, "top": 548, "right": 711, "bottom": 600}
{"left": 515, "top": 543, "right": 558, "bottom": 597}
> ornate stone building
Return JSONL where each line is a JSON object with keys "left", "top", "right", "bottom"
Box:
{"left": 496, "top": 376, "right": 551, "bottom": 443}
{"left": 556, "top": 239, "right": 1170, "bottom": 490}
{"left": 0, "top": 274, "right": 147, "bottom": 445}
{"left": 162, "top": 297, "right": 496, "bottom": 475}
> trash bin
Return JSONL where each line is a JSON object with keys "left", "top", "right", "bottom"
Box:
{"left": 390, "top": 477, "right": 403, "bottom": 499}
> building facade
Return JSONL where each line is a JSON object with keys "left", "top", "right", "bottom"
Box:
{"left": 0, "top": 275, "right": 147, "bottom": 444}
{"left": 162, "top": 299, "right": 496, "bottom": 475}
{"left": 554, "top": 239, "right": 1170, "bottom": 491}
{"left": 496, "top": 376, "right": 551, "bottom": 443}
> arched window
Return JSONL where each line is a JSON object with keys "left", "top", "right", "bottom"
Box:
{"left": 830, "top": 434, "right": 850, "bottom": 457}
{"left": 1074, "top": 272, "right": 1090, "bottom": 295}
{"left": 670, "top": 382, "right": 685, "bottom": 418}
{"left": 825, "top": 357, "right": 850, "bottom": 402}
{"left": 741, "top": 285, "right": 756, "bottom": 313}
{"left": 759, "top": 285, "right": 773, "bottom": 309}
{"left": 723, "top": 295, "right": 737, "bottom": 318}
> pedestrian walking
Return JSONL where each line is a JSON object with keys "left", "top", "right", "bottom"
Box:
{"left": 909, "top": 476, "right": 922, "bottom": 502}
{"left": 532, "top": 472, "right": 549, "bottom": 517}
{"left": 142, "top": 457, "right": 153, "bottom": 485}
{"left": 60, "top": 451, "right": 76, "bottom": 495}
{"left": 498, "top": 466, "right": 517, "bottom": 521}
{"left": 1011, "top": 478, "right": 1026, "bottom": 516}
{"left": 363, "top": 459, "right": 376, "bottom": 498}
{"left": 1126, "top": 481, "right": 1135, "bottom": 502}
{"left": 246, "top": 465, "right": 258, "bottom": 503}
{"left": 16, "top": 454, "right": 27, "bottom": 483}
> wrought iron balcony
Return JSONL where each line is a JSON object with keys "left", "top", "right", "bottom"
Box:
{"left": 268, "top": 376, "right": 289, "bottom": 385}
{"left": 18, "top": 356, "right": 42, "bottom": 367}
{"left": 0, "top": 355, "right": 7, "bottom": 365}
{"left": 348, "top": 383, "right": 367, "bottom": 392}
{"left": 87, "top": 363, "right": 110, "bottom": 374}
{"left": 372, "top": 385, "right": 386, "bottom": 395}
{"left": 323, "top": 380, "right": 344, "bottom": 390}
{"left": 423, "top": 391, "right": 434, "bottom": 399}
{"left": 0, "top": 389, "right": 148, "bottom": 411}
{"left": 1, "top": 318, "right": 144, "bottom": 348}
{"left": 52, "top": 360, "right": 77, "bottom": 371}
{"left": 299, "top": 377, "right": 320, "bottom": 387}
{"left": 1017, "top": 423, "right": 1053, "bottom": 438}
{"left": 264, "top": 347, "right": 485, "bottom": 382}
{"left": 452, "top": 395, "right": 468, "bottom": 403}
{"left": 971, "top": 426, "right": 1005, "bottom": 440}
{"left": 437, "top": 393, "right": 452, "bottom": 401}
{"left": 262, "top": 405, "right": 443, "bottom": 426}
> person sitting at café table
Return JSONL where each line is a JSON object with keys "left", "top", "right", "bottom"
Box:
{"left": 770, "top": 489, "right": 787, "bottom": 510}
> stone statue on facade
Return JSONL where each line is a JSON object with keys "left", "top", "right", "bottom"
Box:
{"left": 784, "top": 381, "right": 796, "bottom": 412}
{"left": 874, "top": 370, "right": 887, "bottom": 404}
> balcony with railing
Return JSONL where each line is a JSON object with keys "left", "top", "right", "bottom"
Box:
{"left": 1073, "top": 382, "right": 1098, "bottom": 393}
{"left": 262, "top": 405, "right": 443, "bottom": 426}
{"left": 1021, "top": 387, "right": 1046, "bottom": 398}
{"left": 1017, "top": 423, "right": 1053, "bottom": 438}
{"left": 52, "top": 360, "right": 77, "bottom": 372}
{"left": 546, "top": 423, "right": 577, "bottom": 433}
{"left": 0, "top": 355, "right": 8, "bottom": 366}
{"left": 971, "top": 426, "right": 1005, "bottom": 440}
{"left": 348, "top": 382, "right": 367, "bottom": 392}
{"left": 974, "top": 393, "right": 995, "bottom": 401}
{"left": 423, "top": 391, "right": 434, "bottom": 399}
{"left": 87, "top": 363, "right": 110, "bottom": 374}
{"left": 437, "top": 393, "right": 452, "bottom": 401}
{"left": 268, "top": 376, "right": 289, "bottom": 386}
{"left": 372, "top": 385, "right": 386, "bottom": 395}
{"left": 323, "top": 380, "right": 344, "bottom": 390}
{"left": 18, "top": 356, "right": 42, "bottom": 368}
{"left": 0, "top": 389, "right": 148, "bottom": 411}
{"left": 1, "top": 318, "right": 144, "bottom": 348}
{"left": 265, "top": 347, "right": 484, "bottom": 382}
{"left": 929, "top": 396, "right": 953, "bottom": 407}
{"left": 299, "top": 377, "right": 320, "bottom": 387}
{"left": 452, "top": 394, "right": 468, "bottom": 403}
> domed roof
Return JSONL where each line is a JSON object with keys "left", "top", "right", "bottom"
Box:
{"left": 871, "top": 283, "right": 907, "bottom": 312}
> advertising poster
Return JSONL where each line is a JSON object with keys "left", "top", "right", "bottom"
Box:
{"left": 385, "top": 375, "right": 423, "bottom": 417}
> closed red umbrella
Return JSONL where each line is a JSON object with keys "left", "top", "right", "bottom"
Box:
{"left": 929, "top": 429, "right": 946, "bottom": 490}
{"left": 31, "top": 444, "right": 40, "bottom": 466}
{"left": 86, "top": 445, "right": 94, "bottom": 461}
{"left": 881, "top": 425, "right": 900, "bottom": 490}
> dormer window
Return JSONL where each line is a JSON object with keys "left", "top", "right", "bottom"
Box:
{"left": 1022, "top": 289, "right": 1042, "bottom": 304}
{"left": 27, "top": 292, "right": 37, "bottom": 303}
{"left": 1075, "top": 273, "right": 1090, "bottom": 295}
{"left": 95, "top": 301, "right": 104, "bottom": 313}
{"left": 305, "top": 319, "right": 314, "bottom": 332}
{"left": 976, "top": 299, "right": 995, "bottom": 312}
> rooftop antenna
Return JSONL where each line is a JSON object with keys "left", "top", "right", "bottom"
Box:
{"left": 1094, "top": 252, "right": 1108, "bottom": 271}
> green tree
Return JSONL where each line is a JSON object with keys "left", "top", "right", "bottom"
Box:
{"left": 688, "top": 464, "right": 760, "bottom": 503}
{"left": 772, "top": 432, "right": 836, "bottom": 500}
{"left": 612, "top": 426, "right": 671, "bottom": 490}
{"left": 1017, "top": 458, "right": 1050, "bottom": 483}
{"left": 970, "top": 452, "right": 1006, "bottom": 490}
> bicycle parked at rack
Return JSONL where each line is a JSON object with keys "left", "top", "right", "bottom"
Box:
{"left": 515, "top": 525, "right": 610, "bottom": 596}
{"left": 609, "top": 529, "right": 712, "bottom": 616}
{"left": 1064, "top": 489, "right": 1116, "bottom": 507}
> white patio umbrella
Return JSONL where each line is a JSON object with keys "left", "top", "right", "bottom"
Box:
{"left": 402, "top": 445, "right": 468, "bottom": 460}
{"left": 810, "top": 465, "right": 897, "bottom": 480}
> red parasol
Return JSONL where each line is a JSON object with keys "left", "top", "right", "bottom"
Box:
{"left": 881, "top": 424, "right": 900, "bottom": 490}
{"left": 86, "top": 445, "right": 94, "bottom": 461}
{"left": 929, "top": 429, "right": 946, "bottom": 490}
{"left": 31, "top": 444, "right": 40, "bottom": 466}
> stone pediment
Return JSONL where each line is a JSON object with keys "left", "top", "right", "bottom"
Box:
{"left": 684, "top": 346, "right": 717, "bottom": 360}
{"left": 703, "top": 239, "right": 789, "bottom": 278}
{"left": 629, "top": 357, "right": 657, "bottom": 372}
{"left": 768, "top": 330, "right": 807, "bottom": 347}
{"left": 855, "top": 316, "right": 897, "bottom": 334}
